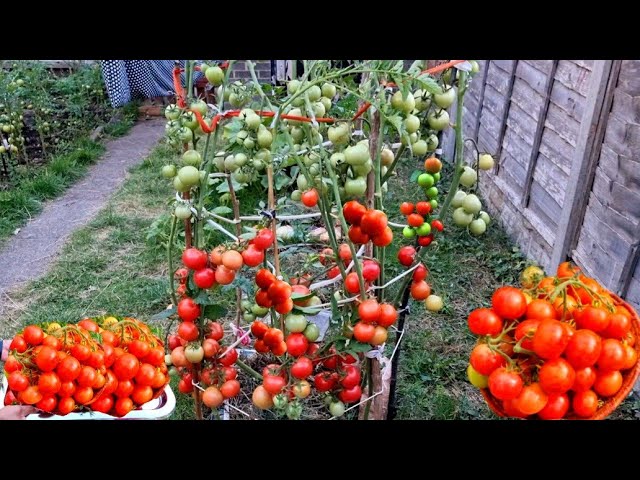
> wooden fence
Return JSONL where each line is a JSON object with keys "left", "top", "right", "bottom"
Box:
{"left": 442, "top": 60, "right": 640, "bottom": 310}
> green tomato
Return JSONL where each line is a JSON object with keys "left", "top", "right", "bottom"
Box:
{"left": 257, "top": 127, "right": 273, "bottom": 148}
{"left": 164, "top": 104, "right": 181, "bottom": 120}
{"left": 320, "top": 96, "right": 332, "bottom": 112}
{"left": 205, "top": 66, "right": 224, "bottom": 86}
{"left": 177, "top": 126, "right": 194, "bottom": 143}
{"left": 182, "top": 149, "right": 202, "bottom": 167}
{"left": 344, "top": 143, "right": 369, "bottom": 166}
{"left": 451, "top": 191, "right": 467, "bottom": 209}
{"left": 178, "top": 166, "right": 201, "bottom": 187}
{"left": 434, "top": 86, "right": 456, "bottom": 109}
{"left": 462, "top": 194, "right": 482, "bottom": 214}
{"left": 470, "top": 60, "right": 480, "bottom": 74}
{"left": 173, "top": 176, "right": 190, "bottom": 193}
{"left": 241, "top": 299, "right": 252, "bottom": 310}
{"left": 478, "top": 153, "right": 495, "bottom": 171}
{"left": 273, "top": 393, "right": 288, "bottom": 410}
{"left": 460, "top": 166, "right": 478, "bottom": 188}
{"left": 233, "top": 171, "right": 250, "bottom": 184}
{"left": 285, "top": 314, "right": 308, "bottom": 333}
{"left": 312, "top": 101, "right": 326, "bottom": 117}
{"left": 418, "top": 173, "right": 434, "bottom": 188}
{"left": 287, "top": 80, "right": 301, "bottom": 95}
{"left": 243, "top": 312, "right": 256, "bottom": 322}
{"left": 245, "top": 112, "right": 262, "bottom": 130}
{"left": 412, "top": 140, "right": 428, "bottom": 157}
{"left": 297, "top": 175, "right": 309, "bottom": 191}
{"left": 414, "top": 89, "right": 431, "bottom": 111}
{"left": 453, "top": 207, "right": 473, "bottom": 227}
{"left": 425, "top": 294, "right": 444, "bottom": 312}
{"left": 329, "top": 401, "right": 345, "bottom": 417}
{"left": 251, "top": 304, "right": 269, "bottom": 317}
{"left": 321, "top": 83, "right": 337, "bottom": 98}
{"left": 403, "top": 226, "right": 416, "bottom": 239}
{"left": 391, "top": 90, "right": 415, "bottom": 113}
{"left": 243, "top": 137, "right": 255, "bottom": 149}
{"left": 345, "top": 176, "right": 367, "bottom": 198}
{"left": 467, "top": 364, "right": 489, "bottom": 389}
{"left": 190, "top": 99, "right": 208, "bottom": 115}
{"left": 425, "top": 186, "right": 439, "bottom": 199}
{"left": 330, "top": 152, "right": 346, "bottom": 168}
{"left": 430, "top": 199, "right": 438, "bottom": 209}
{"left": 479, "top": 211, "right": 491, "bottom": 225}
{"left": 234, "top": 152, "right": 248, "bottom": 167}
{"left": 427, "top": 110, "right": 450, "bottom": 131}
{"left": 291, "top": 189, "right": 302, "bottom": 202}
{"left": 161, "top": 164, "right": 177, "bottom": 179}
{"left": 328, "top": 124, "right": 350, "bottom": 145}
{"left": 432, "top": 172, "right": 441, "bottom": 183}
{"left": 426, "top": 134, "right": 439, "bottom": 152}
{"left": 285, "top": 401, "right": 303, "bottom": 420}
{"left": 174, "top": 204, "right": 192, "bottom": 219}
{"left": 307, "top": 296, "right": 322, "bottom": 307}
{"left": 307, "top": 85, "right": 322, "bottom": 102}
{"left": 303, "top": 323, "right": 320, "bottom": 342}
{"left": 469, "top": 218, "right": 487, "bottom": 236}
{"left": 416, "top": 223, "right": 432, "bottom": 236}
{"left": 224, "top": 155, "right": 239, "bottom": 172}
{"left": 352, "top": 160, "right": 373, "bottom": 177}
{"left": 181, "top": 111, "right": 199, "bottom": 130}
{"left": 404, "top": 114, "right": 420, "bottom": 134}
{"left": 255, "top": 149, "right": 272, "bottom": 163}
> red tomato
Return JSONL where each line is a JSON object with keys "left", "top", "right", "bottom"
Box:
{"left": 348, "top": 225, "right": 370, "bottom": 244}
{"left": 219, "top": 347, "right": 238, "bottom": 367}
{"left": 178, "top": 321, "right": 199, "bottom": 342}
{"left": 597, "top": 338, "right": 626, "bottom": 371}
{"left": 177, "top": 297, "right": 201, "bottom": 322}
{"left": 340, "top": 365, "right": 361, "bottom": 389}
{"left": 564, "top": 329, "right": 602, "bottom": 369}
{"left": 253, "top": 228, "right": 275, "bottom": 250}
{"left": 416, "top": 201, "right": 432, "bottom": 216}
{"left": 399, "top": 202, "right": 414, "bottom": 215}
{"left": 397, "top": 246, "right": 416, "bottom": 267}
{"left": 35, "top": 346, "right": 59, "bottom": 372}
{"left": 182, "top": 248, "right": 208, "bottom": 270}
{"left": 9, "top": 335, "right": 27, "bottom": 353}
{"left": 291, "top": 357, "right": 314, "bottom": 379}
{"left": 378, "top": 304, "right": 398, "bottom": 328}
{"left": 410, "top": 281, "right": 431, "bottom": 301}
{"left": 360, "top": 210, "right": 388, "bottom": 237}
{"left": 112, "top": 353, "right": 140, "bottom": 381}
{"left": 220, "top": 379, "right": 241, "bottom": 398}
{"left": 572, "top": 390, "right": 598, "bottom": 417}
{"left": 412, "top": 264, "right": 428, "bottom": 282}
{"left": 343, "top": 200, "right": 367, "bottom": 225}
{"left": 285, "top": 333, "right": 308, "bottom": 357}
{"left": 23, "top": 325, "right": 44, "bottom": 346}
{"left": 468, "top": 308, "right": 503, "bottom": 336}
{"left": 301, "top": 189, "right": 319, "bottom": 207}
{"left": 593, "top": 369, "right": 622, "bottom": 397}
{"left": 572, "top": 366, "right": 596, "bottom": 392}
{"left": 537, "top": 393, "right": 569, "bottom": 420}
{"left": 469, "top": 343, "right": 506, "bottom": 376}
{"left": 263, "top": 375, "right": 287, "bottom": 395}
{"left": 532, "top": 319, "right": 569, "bottom": 360}
{"left": 526, "top": 300, "right": 558, "bottom": 320}
{"left": 513, "top": 383, "right": 548, "bottom": 415}
{"left": 362, "top": 260, "right": 381, "bottom": 282}
{"left": 242, "top": 244, "right": 265, "bottom": 267}
{"left": 353, "top": 322, "right": 376, "bottom": 343}
{"left": 575, "top": 306, "right": 609, "bottom": 333}
{"left": 488, "top": 367, "right": 523, "bottom": 400}
{"left": 314, "top": 372, "right": 337, "bottom": 392}
{"left": 256, "top": 269, "right": 277, "bottom": 289}
{"left": 344, "top": 272, "right": 361, "bottom": 294}
{"left": 358, "top": 298, "right": 381, "bottom": 324}
{"left": 338, "top": 385, "right": 362, "bottom": 403}
{"left": 194, "top": 268, "right": 216, "bottom": 289}
{"left": 491, "top": 286, "right": 527, "bottom": 320}
{"left": 268, "top": 280, "right": 292, "bottom": 304}
{"left": 538, "top": 358, "right": 575, "bottom": 395}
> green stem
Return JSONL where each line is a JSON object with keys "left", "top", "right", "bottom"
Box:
{"left": 363, "top": 357, "right": 373, "bottom": 419}
{"left": 185, "top": 60, "right": 194, "bottom": 102}
{"left": 437, "top": 70, "right": 468, "bottom": 222}
{"left": 167, "top": 215, "right": 178, "bottom": 307}
{"left": 325, "top": 160, "right": 367, "bottom": 299}
{"left": 246, "top": 61, "right": 273, "bottom": 110}
{"left": 236, "top": 358, "right": 263, "bottom": 381}
{"left": 381, "top": 144, "right": 406, "bottom": 184}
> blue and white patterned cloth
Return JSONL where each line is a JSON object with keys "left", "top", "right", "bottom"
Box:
{"left": 100, "top": 60, "right": 204, "bottom": 108}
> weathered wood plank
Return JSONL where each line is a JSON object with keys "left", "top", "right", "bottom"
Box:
{"left": 555, "top": 60, "right": 591, "bottom": 97}
{"left": 511, "top": 79, "right": 545, "bottom": 119}
{"left": 474, "top": 61, "right": 490, "bottom": 142}
{"left": 502, "top": 126, "right": 534, "bottom": 169}
{"left": 495, "top": 61, "right": 519, "bottom": 173}
{"left": 531, "top": 152, "right": 568, "bottom": 207}
{"left": 538, "top": 128, "right": 575, "bottom": 174}
{"left": 482, "top": 83, "right": 508, "bottom": 119}
{"left": 516, "top": 61, "right": 550, "bottom": 95}
{"left": 611, "top": 181, "right": 640, "bottom": 221}
{"left": 524, "top": 60, "right": 555, "bottom": 75}
{"left": 505, "top": 101, "right": 538, "bottom": 147}
{"left": 617, "top": 60, "right": 640, "bottom": 96}
{"left": 550, "top": 80, "right": 586, "bottom": 121}
{"left": 486, "top": 62, "right": 513, "bottom": 95}
{"left": 527, "top": 180, "right": 561, "bottom": 229}
{"left": 550, "top": 60, "right": 621, "bottom": 269}
{"left": 609, "top": 89, "right": 640, "bottom": 124}
{"left": 544, "top": 102, "right": 581, "bottom": 147}
{"left": 522, "top": 60, "right": 558, "bottom": 208}
{"left": 523, "top": 208, "right": 556, "bottom": 247}
{"left": 626, "top": 277, "right": 640, "bottom": 310}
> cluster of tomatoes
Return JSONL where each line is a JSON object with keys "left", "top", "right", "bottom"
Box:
{"left": 397, "top": 246, "right": 432, "bottom": 301}
{"left": 254, "top": 268, "right": 296, "bottom": 315}
{"left": 5, "top": 317, "right": 169, "bottom": 417}
{"left": 351, "top": 298, "right": 398, "bottom": 346}
{"left": 313, "top": 347, "right": 363, "bottom": 416}
{"left": 167, "top": 320, "right": 241, "bottom": 409}
{"left": 343, "top": 201, "right": 393, "bottom": 247}
{"left": 467, "top": 262, "right": 638, "bottom": 419}
{"left": 319, "top": 243, "right": 381, "bottom": 292}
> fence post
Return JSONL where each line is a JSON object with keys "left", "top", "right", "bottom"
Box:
{"left": 550, "top": 60, "right": 621, "bottom": 269}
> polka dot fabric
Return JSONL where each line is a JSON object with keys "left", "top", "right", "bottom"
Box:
{"left": 100, "top": 60, "right": 204, "bottom": 108}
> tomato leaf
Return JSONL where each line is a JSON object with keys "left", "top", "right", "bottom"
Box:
{"left": 193, "top": 290, "right": 216, "bottom": 305}
{"left": 203, "top": 304, "right": 227, "bottom": 320}
{"left": 293, "top": 305, "right": 322, "bottom": 315}
{"left": 212, "top": 206, "right": 233, "bottom": 215}
{"left": 290, "top": 291, "right": 315, "bottom": 301}
{"left": 275, "top": 173, "right": 291, "bottom": 191}
{"left": 386, "top": 114, "right": 403, "bottom": 138}
{"left": 149, "top": 307, "right": 176, "bottom": 323}
{"left": 415, "top": 74, "right": 443, "bottom": 95}
{"left": 347, "top": 341, "right": 372, "bottom": 353}
{"left": 409, "top": 170, "right": 421, "bottom": 182}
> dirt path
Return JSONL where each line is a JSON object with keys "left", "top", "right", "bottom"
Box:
{"left": 0, "top": 118, "right": 165, "bottom": 317}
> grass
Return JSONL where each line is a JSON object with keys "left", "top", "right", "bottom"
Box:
{"left": 0, "top": 108, "right": 138, "bottom": 245}
{"left": 2, "top": 136, "right": 638, "bottom": 420}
